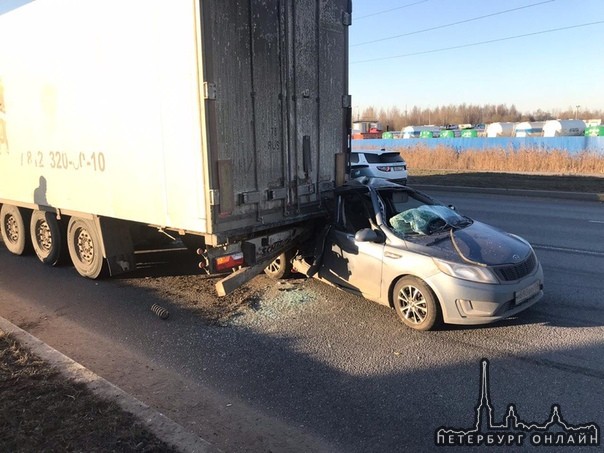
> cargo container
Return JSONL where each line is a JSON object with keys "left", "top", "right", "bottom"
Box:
{"left": 542, "top": 119, "right": 586, "bottom": 137}
{"left": 486, "top": 122, "right": 515, "bottom": 138}
{"left": 585, "top": 125, "right": 604, "bottom": 136}
{"left": 514, "top": 121, "right": 545, "bottom": 138}
{"left": 0, "top": 0, "right": 351, "bottom": 294}
{"left": 402, "top": 126, "right": 441, "bottom": 139}
{"left": 460, "top": 129, "right": 478, "bottom": 138}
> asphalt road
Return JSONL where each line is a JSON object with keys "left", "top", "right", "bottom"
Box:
{"left": 1, "top": 191, "right": 603, "bottom": 452}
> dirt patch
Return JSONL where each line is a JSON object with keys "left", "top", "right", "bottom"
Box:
{"left": 124, "top": 273, "right": 268, "bottom": 325}
{"left": 122, "top": 268, "right": 317, "bottom": 328}
{"left": 409, "top": 171, "right": 604, "bottom": 193}
{"left": 0, "top": 331, "right": 177, "bottom": 453}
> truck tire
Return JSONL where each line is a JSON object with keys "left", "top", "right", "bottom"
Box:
{"left": 1, "top": 205, "right": 30, "bottom": 255}
{"left": 30, "top": 210, "right": 65, "bottom": 266}
{"left": 264, "top": 250, "right": 294, "bottom": 279}
{"left": 67, "top": 217, "right": 106, "bottom": 279}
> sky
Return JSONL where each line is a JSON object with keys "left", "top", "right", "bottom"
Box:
{"left": 349, "top": 0, "right": 604, "bottom": 115}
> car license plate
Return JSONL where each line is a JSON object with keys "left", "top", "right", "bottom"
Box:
{"left": 515, "top": 281, "right": 540, "bottom": 305}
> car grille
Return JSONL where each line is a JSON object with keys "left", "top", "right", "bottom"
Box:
{"left": 493, "top": 253, "right": 537, "bottom": 282}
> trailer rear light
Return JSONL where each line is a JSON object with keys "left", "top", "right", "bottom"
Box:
{"left": 214, "top": 252, "right": 245, "bottom": 271}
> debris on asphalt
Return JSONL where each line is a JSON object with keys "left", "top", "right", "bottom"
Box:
{"left": 151, "top": 304, "right": 170, "bottom": 320}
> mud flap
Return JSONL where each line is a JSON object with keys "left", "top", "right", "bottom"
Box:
{"left": 96, "top": 217, "right": 135, "bottom": 276}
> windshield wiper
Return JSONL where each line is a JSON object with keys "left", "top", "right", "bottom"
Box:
{"left": 429, "top": 217, "right": 473, "bottom": 235}
{"left": 452, "top": 217, "right": 473, "bottom": 228}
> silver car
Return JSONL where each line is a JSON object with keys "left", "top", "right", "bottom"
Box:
{"left": 294, "top": 178, "right": 544, "bottom": 331}
{"left": 349, "top": 149, "right": 408, "bottom": 185}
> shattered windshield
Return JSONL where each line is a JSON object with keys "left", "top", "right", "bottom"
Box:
{"left": 378, "top": 189, "right": 471, "bottom": 236}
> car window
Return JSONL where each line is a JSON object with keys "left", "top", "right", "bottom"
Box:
{"left": 363, "top": 152, "right": 404, "bottom": 164}
{"left": 349, "top": 153, "right": 360, "bottom": 164}
{"left": 338, "top": 192, "right": 375, "bottom": 234}
{"left": 378, "top": 189, "right": 425, "bottom": 220}
{"left": 378, "top": 152, "right": 404, "bottom": 163}
{"left": 364, "top": 154, "right": 380, "bottom": 163}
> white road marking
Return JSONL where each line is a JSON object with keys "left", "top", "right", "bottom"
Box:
{"left": 533, "top": 244, "right": 604, "bottom": 257}
{"left": 589, "top": 220, "right": 604, "bottom": 224}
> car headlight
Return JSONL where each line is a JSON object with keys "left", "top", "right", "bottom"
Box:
{"left": 433, "top": 259, "right": 499, "bottom": 284}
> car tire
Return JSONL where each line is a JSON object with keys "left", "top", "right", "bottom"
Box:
{"left": 264, "top": 250, "right": 294, "bottom": 279}
{"left": 392, "top": 276, "right": 441, "bottom": 331}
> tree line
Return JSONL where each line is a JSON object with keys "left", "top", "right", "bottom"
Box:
{"left": 357, "top": 104, "right": 604, "bottom": 131}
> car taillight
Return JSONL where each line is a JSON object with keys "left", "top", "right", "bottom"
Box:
{"left": 214, "top": 252, "right": 245, "bottom": 271}
{"left": 377, "top": 166, "right": 392, "bottom": 172}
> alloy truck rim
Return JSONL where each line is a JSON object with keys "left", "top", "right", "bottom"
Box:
{"left": 398, "top": 285, "right": 428, "bottom": 324}
{"left": 34, "top": 219, "right": 52, "bottom": 251}
{"left": 5, "top": 214, "right": 19, "bottom": 244}
{"left": 75, "top": 228, "right": 95, "bottom": 264}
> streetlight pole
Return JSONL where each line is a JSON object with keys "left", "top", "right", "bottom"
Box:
{"left": 575, "top": 105, "right": 580, "bottom": 120}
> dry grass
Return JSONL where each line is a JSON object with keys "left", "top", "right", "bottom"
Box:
{"left": 408, "top": 171, "right": 604, "bottom": 193}
{"left": 395, "top": 144, "right": 604, "bottom": 175}
{"left": 0, "top": 331, "right": 176, "bottom": 452}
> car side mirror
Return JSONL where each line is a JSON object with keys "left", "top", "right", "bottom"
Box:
{"left": 355, "top": 228, "right": 379, "bottom": 243}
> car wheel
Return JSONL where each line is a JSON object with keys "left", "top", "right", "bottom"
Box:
{"left": 392, "top": 276, "right": 441, "bottom": 331}
{"left": 264, "top": 250, "right": 294, "bottom": 279}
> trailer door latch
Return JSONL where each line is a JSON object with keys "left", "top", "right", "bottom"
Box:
{"left": 204, "top": 82, "right": 217, "bottom": 100}
{"left": 209, "top": 189, "right": 220, "bottom": 206}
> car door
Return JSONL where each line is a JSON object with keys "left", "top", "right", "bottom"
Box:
{"left": 319, "top": 191, "right": 384, "bottom": 300}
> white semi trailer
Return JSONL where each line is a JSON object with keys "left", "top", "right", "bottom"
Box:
{"left": 0, "top": 0, "right": 351, "bottom": 294}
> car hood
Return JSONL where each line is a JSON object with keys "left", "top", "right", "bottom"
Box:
{"left": 405, "top": 221, "right": 532, "bottom": 266}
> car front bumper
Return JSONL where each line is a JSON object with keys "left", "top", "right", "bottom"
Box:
{"left": 425, "top": 263, "right": 544, "bottom": 325}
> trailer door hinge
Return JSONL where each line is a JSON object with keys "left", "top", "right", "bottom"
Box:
{"left": 209, "top": 189, "right": 220, "bottom": 206}
{"left": 342, "top": 11, "right": 352, "bottom": 26}
{"left": 342, "top": 95, "right": 351, "bottom": 108}
{"left": 204, "top": 82, "right": 217, "bottom": 100}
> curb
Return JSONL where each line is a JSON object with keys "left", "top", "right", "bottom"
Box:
{"left": 0, "top": 316, "right": 219, "bottom": 453}
{"left": 412, "top": 184, "right": 604, "bottom": 202}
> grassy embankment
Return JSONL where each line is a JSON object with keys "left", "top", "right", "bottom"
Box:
{"left": 0, "top": 331, "right": 175, "bottom": 452}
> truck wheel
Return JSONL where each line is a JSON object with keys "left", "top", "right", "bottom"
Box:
{"left": 30, "top": 210, "right": 65, "bottom": 266}
{"left": 1, "top": 205, "right": 30, "bottom": 255}
{"left": 392, "top": 276, "right": 441, "bottom": 331}
{"left": 264, "top": 250, "right": 294, "bottom": 279}
{"left": 67, "top": 217, "right": 106, "bottom": 278}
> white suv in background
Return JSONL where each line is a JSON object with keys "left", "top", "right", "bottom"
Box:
{"left": 349, "top": 149, "right": 408, "bottom": 185}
